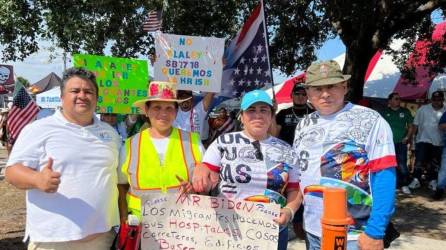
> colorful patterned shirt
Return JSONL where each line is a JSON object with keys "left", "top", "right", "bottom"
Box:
{"left": 293, "top": 103, "right": 396, "bottom": 240}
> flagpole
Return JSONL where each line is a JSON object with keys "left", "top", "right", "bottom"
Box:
{"left": 260, "top": 0, "right": 276, "bottom": 99}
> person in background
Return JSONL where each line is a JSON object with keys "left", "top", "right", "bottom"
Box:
{"left": 118, "top": 81, "right": 204, "bottom": 224}
{"left": 434, "top": 109, "right": 446, "bottom": 200}
{"left": 100, "top": 113, "right": 127, "bottom": 143}
{"left": 125, "top": 114, "right": 147, "bottom": 137}
{"left": 380, "top": 92, "right": 413, "bottom": 195}
{"left": 274, "top": 83, "right": 314, "bottom": 145}
{"left": 204, "top": 103, "right": 237, "bottom": 147}
{"left": 5, "top": 67, "right": 121, "bottom": 249}
{"left": 173, "top": 90, "right": 214, "bottom": 141}
{"left": 294, "top": 60, "right": 396, "bottom": 250}
{"left": 192, "top": 90, "right": 302, "bottom": 250}
{"left": 407, "top": 91, "right": 446, "bottom": 191}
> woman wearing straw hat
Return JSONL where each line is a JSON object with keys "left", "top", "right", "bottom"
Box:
{"left": 192, "top": 89, "right": 302, "bottom": 250}
{"left": 117, "top": 81, "right": 204, "bottom": 224}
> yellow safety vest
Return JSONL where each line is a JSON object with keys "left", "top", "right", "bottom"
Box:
{"left": 121, "top": 128, "right": 202, "bottom": 218}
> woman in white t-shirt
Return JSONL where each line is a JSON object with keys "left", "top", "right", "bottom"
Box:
{"left": 117, "top": 81, "right": 204, "bottom": 224}
{"left": 193, "top": 89, "right": 302, "bottom": 250}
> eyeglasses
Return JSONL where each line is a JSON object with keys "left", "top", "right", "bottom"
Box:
{"left": 252, "top": 140, "right": 263, "bottom": 161}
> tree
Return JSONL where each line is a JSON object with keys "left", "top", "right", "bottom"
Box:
{"left": 1, "top": 0, "right": 446, "bottom": 102}
{"left": 0, "top": 0, "right": 40, "bottom": 61}
{"left": 267, "top": 0, "right": 446, "bottom": 102}
{"left": 16, "top": 76, "right": 30, "bottom": 88}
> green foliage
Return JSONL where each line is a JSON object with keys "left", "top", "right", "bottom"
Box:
{"left": 1, "top": 0, "right": 446, "bottom": 101}
{"left": 0, "top": 0, "right": 40, "bottom": 61}
{"left": 16, "top": 76, "right": 30, "bottom": 88}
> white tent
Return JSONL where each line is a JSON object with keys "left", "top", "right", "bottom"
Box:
{"left": 36, "top": 86, "right": 61, "bottom": 108}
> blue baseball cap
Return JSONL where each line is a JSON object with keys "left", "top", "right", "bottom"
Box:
{"left": 240, "top": 90, "right": 273, "bottom": 111}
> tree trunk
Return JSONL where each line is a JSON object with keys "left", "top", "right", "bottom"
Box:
{"left": 343, "top": 46, "right": 377, "bottom": 104}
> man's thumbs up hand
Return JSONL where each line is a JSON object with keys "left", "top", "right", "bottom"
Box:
{"left": 37, "top": 158, "right": 61, "bottom": 193}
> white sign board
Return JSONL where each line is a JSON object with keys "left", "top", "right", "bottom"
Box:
{"left": 154, "top": 32, "right": 225, "bottom": 93}
{"left": 141, "top": 193, "right": 280, "bottom": 250}
{"left": 36, "top": 87, "right": 61, "bottom": 109}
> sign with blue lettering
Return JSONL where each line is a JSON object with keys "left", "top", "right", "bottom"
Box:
{"left": 36, "top": 86, "right": 61, "bottom": 108}
{"left": 154, "top": 32, "right": 225, "bottom": 93}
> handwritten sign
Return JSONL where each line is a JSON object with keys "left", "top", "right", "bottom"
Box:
{"left": 141, "top": 193, "right": 280, "bottom": 250}
{"left": 73, "top": 54, "right": 148, "bottom": 114}
{"left": 154, "top": 33, "right": 225, "bottom": 93}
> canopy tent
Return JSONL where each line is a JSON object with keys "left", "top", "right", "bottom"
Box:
{"left": 29, "top": 72, "right": 62, "bottom": 94}
{"left": 36, "top": 86, "right": 61, "bottom": 108}
{"left": 269, "top": 21, "right": 446, "bottom": 103}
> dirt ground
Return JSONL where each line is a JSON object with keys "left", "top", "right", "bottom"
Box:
{"left": 1, "top": 169, "right": 445, "bottom": 249}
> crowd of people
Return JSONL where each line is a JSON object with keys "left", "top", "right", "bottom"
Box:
{"left": 3, "top": 59, "right": 443, "bottom": 250}
{"left": 380, "top": 90, "right": 446, "bottom": 200}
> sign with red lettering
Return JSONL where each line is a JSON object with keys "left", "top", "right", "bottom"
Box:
{"left": 141, "top": 193, "right": 280, "bottom": 250}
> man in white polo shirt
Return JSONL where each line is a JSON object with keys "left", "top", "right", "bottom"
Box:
{"left": 5, "top": 67, "right": 121, "bottom": 250}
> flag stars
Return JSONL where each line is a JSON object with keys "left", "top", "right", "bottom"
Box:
{"left": 253, "top": 56, "right": 258, "bottom": 63}
{"left": 240, "top": 57, "right": 246, "bottom": 64}
{"left": 261, "top": 55, "right": 267, "bottom": 62}
{"left": 234, "top": 68, "right": 240, "bottom": 75}
{"left": 256, "top": 67, "right": 262, "bottom": 74}
{"left": 243, "top": 66, "right": 249, "bottom": 75}
{"left": 249, "top": 67, "right": 254, "bottom": 75}
{"left": 256, "top": 44, "right": 263, "bottom": 53}
{"left": 254, "top": 79, "right": 260, "bottom": 86}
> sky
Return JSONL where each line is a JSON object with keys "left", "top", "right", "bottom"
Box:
{"left": 2, "top": 9, "right": 443, "bottom": 86}
{"left": 1, "top": 37, "right": 345, "bottom": 86}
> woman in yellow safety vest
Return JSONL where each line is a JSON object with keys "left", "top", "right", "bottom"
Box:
{"left": 117, "top": 81, "right": 204, "bottom": 223}
{"left": 192, "top": 89, "right": 302, "bottom": 250}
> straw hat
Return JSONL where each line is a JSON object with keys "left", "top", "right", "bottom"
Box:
{"left": 133, "top": 81, "right": 191, "bottom": 113}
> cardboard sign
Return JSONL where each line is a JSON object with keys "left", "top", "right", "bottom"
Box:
{"left": 154, "top": 33, "right": 225, "bottom": 93}
{"left": 73, "top": 54, "right": 148, "bottom": 114}
{"left": 0, "top": 64, "right": 14, "bottom": 94}
{"left": 141, "top": 193, "right": 280, "bottom": 250}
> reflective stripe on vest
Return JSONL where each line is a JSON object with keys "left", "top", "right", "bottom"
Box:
{"left": 123, "top": 128, "right": 201, "bottom": 217}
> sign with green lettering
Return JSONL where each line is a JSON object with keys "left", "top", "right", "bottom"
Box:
{"left": 73, "top": 54, "right": 148, "bottom": 114}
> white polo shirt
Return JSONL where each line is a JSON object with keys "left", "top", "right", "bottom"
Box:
{"left": 7, "top": 110, "right": 121, "bottom": 242}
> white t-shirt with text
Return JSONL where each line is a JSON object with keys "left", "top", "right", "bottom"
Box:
{"left": 293, "top": 103, "right": 396, "bottom": 240}
{"left": 203, "top": 131, "right": 300, "bottom": 207}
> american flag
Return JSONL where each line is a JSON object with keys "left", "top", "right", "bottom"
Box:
{"left": 7, "top": 82, "right": 39, "bottom": 144}
{"left": 143, "top": 10, "right": 163, "bottom": 32}
{"left": 221, "top": 3, "right": 272, "bottom": 98}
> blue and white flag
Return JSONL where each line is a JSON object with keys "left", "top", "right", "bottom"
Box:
{"left": 221, "top": 3, "right": 272, "bottom": 97}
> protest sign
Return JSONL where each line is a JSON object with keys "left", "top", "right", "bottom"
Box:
{"left": 0, "top": 64, "right": 14, "bottom": 94}
{"left": 154, "top": 33, "right": 225, "bottom": 93}
{"left": 73, "top": 54, "right": 148, "bottom": 114}
{"left": 141, "top": 193, "right": 280, "bottom": 250}
{"left": 36, "top": 86, "right": 61, "bottom": 108}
